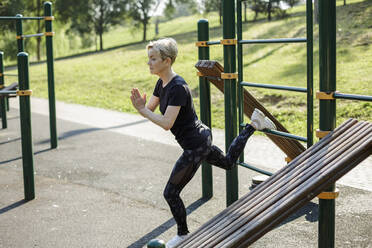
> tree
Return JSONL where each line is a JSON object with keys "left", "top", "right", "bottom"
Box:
{"left": 56, "top": 0, "right": 128, "bottom": 51}
{"left": 129, "top": 0, "right": 157, "bottom": 42}
{"left": 201, "top": 0, "right": 222, "bottom": 24}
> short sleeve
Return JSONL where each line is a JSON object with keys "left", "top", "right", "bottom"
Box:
{"left": 152, "top": 79, "right": 162, "bottom": 97}
{"left": 168, "top": 84, "right": 187, "bottom": 106}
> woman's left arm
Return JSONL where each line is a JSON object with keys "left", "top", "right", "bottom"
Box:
{"left": 130, "top": 88, "right": 180, "bottom": 130}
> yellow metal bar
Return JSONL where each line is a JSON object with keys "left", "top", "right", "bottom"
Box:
{"left": 44, "top": 16, "right": 54, "bottom": 21}
{"left": 16, "top": 90, "right": 32, "bottom": 96}
{"left": 221, "top": 39, "right": 237, "bottom": 45}
{"left": 44, "top": 32, "right": 55, "bottom": 36}
{"left": 195, "top": 41, "right": 208, "bottom": 47}
{"left": 285, "top": 157, "right": 292, "bottom": 163}
{"left": 317, "top": 189, "right": 339, "bottom": 199}
{"left": 316, "top": 129, "right": 330, "bottom": 138}
{"left": 221, "top": 73, "right": 238, "bottom": 79}
{"left": 316, "top": 91, "right": 336, "bottom": 100}
{"left": 16, "top": 35, "right": 23, "bottom": 40}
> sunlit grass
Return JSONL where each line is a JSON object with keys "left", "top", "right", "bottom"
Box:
{"left": 4, "top": 0, "right": 371, "bottom": 139}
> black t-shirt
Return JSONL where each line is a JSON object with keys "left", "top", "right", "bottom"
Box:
{"left": 153, "top": 75, "right": 207, "bottom": 150}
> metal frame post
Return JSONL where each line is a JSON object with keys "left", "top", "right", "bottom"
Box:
{"left": 198, "top": 19, "right": 213, "bottom": 199}
{"left": 223, "top": 0, "right": 238, "bottom": 206}
{"left": 306, "top": 0, "right": 314, "bottom": 148}
{"left": 16, "top": 15, "right": 24, "bottom": 53}
{"left": 236, "top": 0, "right": 244, "bottom": 163}
{"left": 18, "top": 52, "right": 35, "bottom": 201}
{"left": 0, "top": 52, "right": 7, "bottom": 128}
{"left": 44, "top": 2, "right": 58, "bottom": 148}
{"left": 318, "top": 0, "right": 337, "bottom": 247}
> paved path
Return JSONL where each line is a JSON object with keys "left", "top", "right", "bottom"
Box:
{"left": 13, "top": 97, "right": 372, "bottom": 192}
{"left": 0, "top": 97, "right": 371, "bottom": 248}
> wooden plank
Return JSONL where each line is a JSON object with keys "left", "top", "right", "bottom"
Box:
{"left": 179, "top": 120, "right": 372, "bottom": 247}
{"left": 195, "top": 60, "right": 306, "bottom": 160}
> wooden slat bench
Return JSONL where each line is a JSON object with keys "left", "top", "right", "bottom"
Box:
{"left": 195, "top": 60, "right": 306, "bottom": 161}
{"left": 178, "top": 119, "right": 372, "bottom": 247}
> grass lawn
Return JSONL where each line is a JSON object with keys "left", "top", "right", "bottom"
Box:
{"left": 4, "top": 0, "right": 371, "bottom": 140}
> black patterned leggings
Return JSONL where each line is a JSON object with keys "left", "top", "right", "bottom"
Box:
{"left": 163, "top": 124, "right": 255, "bottom": 235}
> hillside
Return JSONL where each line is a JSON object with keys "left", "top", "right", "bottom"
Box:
{"left": 3, "top": 0, "right": 371, "bottom": 138}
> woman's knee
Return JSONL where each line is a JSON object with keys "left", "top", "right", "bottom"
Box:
{"left": 163, "top": 183, "right": 179, "bottom": 201}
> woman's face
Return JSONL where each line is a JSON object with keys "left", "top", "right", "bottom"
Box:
{"left": 147, "top": 48, "right": 170, "bottom": 75}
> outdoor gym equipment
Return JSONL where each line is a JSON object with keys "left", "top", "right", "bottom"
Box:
{"left": 0, "top": 1, "right": 57, "bottom": 149}
{"left": 0, "top": 52, "right": 35, "bottom": 201}
{"left": 177, "top": 119, "right": 371, "bottom": 247}
{"left": 191, "top": 0, "right": 372, "bottom": 246}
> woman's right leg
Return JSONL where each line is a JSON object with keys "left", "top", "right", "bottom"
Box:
{"left": 206, "top": 124, "right": 255, "bottom": 170}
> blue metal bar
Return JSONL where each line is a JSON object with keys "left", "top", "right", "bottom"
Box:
{"left": 238, "top": 162, "right": 273, "bottom": 176}
{"left": 0, "top": 90, "right": 17, "bottom": 95}
{"left": 241, "top": 81, "right": 307, "bottom": 93}
{"left": 262, "top": 129, "right": 308, "bottom": 142}
{"left": 334, "top": 92, "right": 372, "bottom": 102}
{"left": 22, "top": 33, "right": 45, "bottom": 38}
{"left": 239, "top": 38, "right": 307, "bottom": 44}
{"left": 206, "top": 41, "right": 221, "bottom": 46}
{"left": 0, "top": 16, "right": 44, "bottom": 20}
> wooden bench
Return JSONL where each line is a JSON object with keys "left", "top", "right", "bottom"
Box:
{"left": 195, "top": 60, "right": 306, "bottom": 161}
{"left": 178, "top": 119, "right": 372, "bottom": 247}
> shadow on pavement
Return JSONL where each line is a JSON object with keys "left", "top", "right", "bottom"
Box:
{"left": 128, "top": 197, "right": 209, "bottom": 248}
{"left": 0, "top": 199, "right": 27, "bottom": 215}
{"left": 280, "top": 201, "right": 319, "bottom": 226}
{"left": 36, "top": 119, "right": 149, "bottom": 145}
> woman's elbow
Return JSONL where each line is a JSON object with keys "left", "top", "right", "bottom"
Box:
{"left": 163, "top": 121, "right": 174, "bottom": 131}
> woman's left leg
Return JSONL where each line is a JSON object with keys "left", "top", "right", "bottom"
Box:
{"left": 163, "top": 140, "right": 211, "bottom": 235}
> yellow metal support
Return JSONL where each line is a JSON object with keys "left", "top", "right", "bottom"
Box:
{"left": 44, "top": 32, "right": 55, "bottom": 36}
{"left": 44, "top": 16, "right": 55, "bottom": 21}
{"left": 195, "top": 41, "right": 208, "bottom": 47}
{"left": 316, "top": 129, "right": 330, "bottom": 138}
{"left": 316, "top": 91, "right": 336, "bottom": 100}
{"left": 318, "top": 189, "right": 339, "bottom": 199}
{"left": 16, "top": 90, "right": 32, "bottom": 96}
{"left": 221, "top": 39, "right": 237, "bottom": 45}
{"left": 221, "top": 73, "right": 238, "bottom": 79}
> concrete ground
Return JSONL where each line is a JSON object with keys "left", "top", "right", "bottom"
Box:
{"left": 0, "top": 98, "right": 371, "bottom": 248}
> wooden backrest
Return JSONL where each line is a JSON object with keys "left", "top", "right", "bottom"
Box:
{"left": 195, "top": 60, "right": 306, "bottom": 160}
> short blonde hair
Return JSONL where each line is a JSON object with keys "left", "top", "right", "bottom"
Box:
{"left": 147, "top": 38, "right": 178, "bottom": 65}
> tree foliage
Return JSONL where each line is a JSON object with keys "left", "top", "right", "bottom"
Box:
{"left": 56, "top": 0, "right": 128, "bottom": 51}
{"left": 129, "top": 0, "right": 157, "bottom": 42}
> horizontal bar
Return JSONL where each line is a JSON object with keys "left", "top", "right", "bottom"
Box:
{"left": 2, "top": 74, "right": 18, "bottom": 77}
{"left": 334, "top": 92, "right": 372, "bottom": 102}
{"left": 238, "top": 162, "right": 273, "bottom": 176}
{"left": 240, "top": 81, "right": 307, "bottom": 93}
{"left": 262, "top": 129, "right": 308, "bottom": 142}
{"left": 239, "top": 38, "right": 307, "bottom": 44}
{"left": 206, "top": 41, "right": 221, "bottom": 46}
{"left": 0, "top": 90, "right": 17, "bottom": 95}
{"left": 22, "top": 33, "right": 45, "bottom": 38}
{"left": 0, "top": 16, "right": 44, "bottom": 20}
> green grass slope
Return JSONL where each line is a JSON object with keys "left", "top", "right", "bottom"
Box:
{"left": 5, "top": 0, "right": 371, "bottom": 139}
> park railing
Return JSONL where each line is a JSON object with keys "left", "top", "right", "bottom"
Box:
{"left": 0, "top": 1, "right": 57, "bottom": 149}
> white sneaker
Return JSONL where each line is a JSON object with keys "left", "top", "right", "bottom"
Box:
{"left": 166, "top": 235, "right": 188, "bottom": 248}
{"left": 251, "top": 108, "right": 276, "bottom": 130}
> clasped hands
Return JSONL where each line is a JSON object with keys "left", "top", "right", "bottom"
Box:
{"left": 130, "top": 88, "right": 147, "bottom": 113}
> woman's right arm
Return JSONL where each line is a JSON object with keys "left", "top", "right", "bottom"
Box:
{"left": 146, "top": 95, "right": 160, "bottom": 112}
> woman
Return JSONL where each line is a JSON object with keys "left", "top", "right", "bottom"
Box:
{"left": 130, "top": 38, "right": 276, "bottom": 248}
